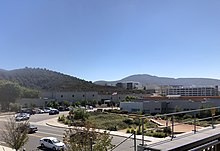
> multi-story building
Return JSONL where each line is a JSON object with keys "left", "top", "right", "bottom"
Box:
{"left": 116, "top": 81, "right": 144, "bottom": 90}
{"left": 161, "top": 86, "right": 218, "bottom": 96}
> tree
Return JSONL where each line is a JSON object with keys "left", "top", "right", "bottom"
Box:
{"left": 21, "top": 87, "right": 40, "bottom": 98}
{"left": 81, "top": 100, "right": 88, "bottom": 107}
{"left": 63, "top": 100, "right": 70, "bottom": 107}
{"left": 63, "top": 122, "right": 114, "bottom": 151}
{"left": 9, "top": 103, "right": 21, "bottom": 112}
{"left": 122, "top": 96, "right": 137, "bottom": 102}
{"left": 0, "top": 118, "right": 29, "bottom": 151}
{"left": 0, "top": 80, "right": 22, "bottom": 110}
{"left": 74, "top": 109, "right": 89, "bottom": 121}
{"left": 89, "top": 99, "right": 97, "bottom": 107}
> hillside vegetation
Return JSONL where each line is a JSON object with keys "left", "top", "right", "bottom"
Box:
{"left": 0, "top": 68, "right": 123, "bottom": 93}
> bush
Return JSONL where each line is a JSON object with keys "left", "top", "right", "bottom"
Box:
{"left": 130, "top": 128, "right": 135, "bottom": 134}
{"left": 123, "top": 118, "right": 133, "bottom": 125}
{"left": 133, "top": 119, "right": 140, "bottom": 125}
{"left": 126, "top": 128, "right": 131, "bottom": 133}
{"left": 120, "top": 110, "right": 128, "bottom": 114}
{"left": 163, "top": 127, "right": 171, "bottom": 134}
{"left": 183, "top": 114, "right": 193, "bottom": 119}
{"left": 152, "top": 132, "right": 167, "bottom": 138}
{"left": 58, "top": 115, "right": 65, "bottom": 122}
{"left": 145, "top": 131, "right": 167, "bottom": 138}
{"left": 74, "top": 109, "right": 89, "bottom": 121}
{"left": 107, "top": 125, "right": 118, "bottom": 131}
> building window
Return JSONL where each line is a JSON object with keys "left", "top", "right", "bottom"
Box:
{"left": 72, "top": 95, "right": 74, "bottom": 97}
{"left": 61, "top": 95, "right": 63, "bottom": 98}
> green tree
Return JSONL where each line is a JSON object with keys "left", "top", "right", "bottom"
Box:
{"left": 21, "top": 87, "right": 40, "bottom": 98}
{"left": 90, "top": 99, "right": 97, "bottom": 107}
{"left": 46, "top": 101, "right": 59, "bottom": 109}
{"left": 123, "top": 96, "right": 137, "bottom": 102}
{"left": 0, "top": 80, "right": 22, "bottom": 110}
{"left": 74, "top": 109, "right": 89, "bottom": 121}
{"left": 0, "top": 118, "right": 29, "bottom": 151}
{"left": 74, "top": 101, "right": 81, "bottom": 107}
{"left": 9, "top": 103, "right": 21, "bottom": 112}
{"left": 63, "top": 122, "right": 114, "bottom": 151}
{"left": 63, "top": 100, "right": 70, "bottom": 107}
{"left": 81, "top": 100, "right": 88, "bottom": 107}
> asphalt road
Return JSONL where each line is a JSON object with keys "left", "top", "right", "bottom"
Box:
{"left": 0, "top": 113, "right": 141, "bottom": 151}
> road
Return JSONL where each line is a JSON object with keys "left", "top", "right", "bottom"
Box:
{"left": 0, "top": 113, "right": 141, "bottom": 151}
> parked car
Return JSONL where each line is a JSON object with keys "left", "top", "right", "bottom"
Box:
{"left": 34, "top": 108, "right": 44, "bottom": 114}
{"left": 44, "top": 107, "right": 52, "bottom": 113}
{"left": 40, "top": 137, "right": 65, "bottom": 151}
{"left": 21, "top": 108, "right": 36, "bottom": 115}
{"left": 15, "top": 113, "right": 30, "bottom": 121}
{"left": 49, "top": 109, "right": 59, "bottom": 115}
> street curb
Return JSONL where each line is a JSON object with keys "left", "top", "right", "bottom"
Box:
{"left": 45, "top": 122, "right": 151, "bottom": 141}
{"left": 0, "top": 112, "right": 16, "bottom": 117}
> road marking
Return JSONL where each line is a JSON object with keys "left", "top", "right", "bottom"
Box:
{"left": 29, "top": 133, "right": 45, "bottom": 138}
{"left": 32, "top": 131, "right": 64, "bottom": 137}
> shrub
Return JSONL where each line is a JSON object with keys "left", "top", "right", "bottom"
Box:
{"left": 126, "top": 128, "right": 131, "bottom": 133}
{"left": 163, "top": 127, "right": 171, "bottom": 134}
{"left": 74, "top": 109, "right": 89, "bottom": 121}
{"left": 145, "top": 131, "right": 167, "bottom": 138}
{"left": 107, "top": 125, "right": 118, "bottom": 131}
{"left": 183, "top": 114, "right": 193, "bottom": 119}
{"left": 64, "top": 119, "right": 70, "bottom": 125}
{"left": 120, "top": 110, "right": 128, "bottom": 114}
{"left": 152, "top": 132, "right": 167, "bottom": 138}
{"left": 133, "top": 119, "right": 140, "bottom": 125}
{"left": 123, "top": 118, "right": 133, "bottom": 125}
{"left": 58, "top": 115, "right": 65, "bottom": 122}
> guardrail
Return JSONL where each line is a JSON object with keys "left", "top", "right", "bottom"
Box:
{"left": 139, "top": 106, "right": 220, "bottom": 146}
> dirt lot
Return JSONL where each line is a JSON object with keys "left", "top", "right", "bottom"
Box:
{"left": 150, "top": 118, "right": 203, "bottom": 133}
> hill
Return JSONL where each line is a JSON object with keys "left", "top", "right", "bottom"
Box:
{"left": 0, "top": 68, "right": 121, "bottom": 93}
{"left": 94, "top": 74, "right": 220, "bottom": 87}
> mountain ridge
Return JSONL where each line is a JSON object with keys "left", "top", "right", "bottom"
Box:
{"left": 94, "top": 74, "right": 220, "bottom": 87}
{"left": 0, "top": 67, "right": 122, "bottom": 93}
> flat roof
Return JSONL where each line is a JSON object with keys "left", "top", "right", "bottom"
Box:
{"left": 142, "top": 96, "right": 220, "bottom": 101}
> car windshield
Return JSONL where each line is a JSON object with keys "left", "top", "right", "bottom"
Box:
{"left": 52, "top": 139, "right": 60, "bottom": 143}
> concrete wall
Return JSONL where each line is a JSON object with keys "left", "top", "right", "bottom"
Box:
{"left": 41, "top": 91, "right": 98, "bottom": 102}
{"left": 143, "top": 101, "right": 163, "bottom": 114}
{"left": 119, "top": 98, "right": 220, "bottom": 114}
{"left": 120, "top": 102, "right": 143, "bottom": 113}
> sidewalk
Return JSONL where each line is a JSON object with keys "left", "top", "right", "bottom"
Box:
{"left": 45, "top": 116, "right": 166, "bottom": 143}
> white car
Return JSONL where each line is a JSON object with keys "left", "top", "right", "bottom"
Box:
{"left": 15, "top": 113, "right": 30, "bottom": 121}
{"left": 40, "top": 137, "right": 65, "bottom": 150}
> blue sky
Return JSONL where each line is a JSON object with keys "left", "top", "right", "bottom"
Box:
{"left": 0, "top": 0, "right": 220, "bottom": 82}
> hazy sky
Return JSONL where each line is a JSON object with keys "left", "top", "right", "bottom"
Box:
{"left": 0, "top": 0, "right": 220, "bottom": 81}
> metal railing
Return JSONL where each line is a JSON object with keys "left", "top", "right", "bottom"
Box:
{"left": 137, "top": 106, "right": 220, "bottom": 145}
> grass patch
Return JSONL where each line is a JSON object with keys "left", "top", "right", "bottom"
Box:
{"left": 88, "top": 112, "right": 128, "bottom": 130}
